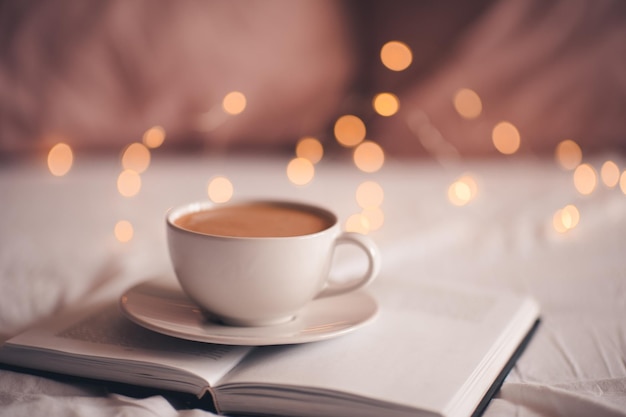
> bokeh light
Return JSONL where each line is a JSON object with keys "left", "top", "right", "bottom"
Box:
{"left": 47, "top": 143, "right": 73, "bottom": 177}
{"left": 287, "top": 157, "right": 315, "bottom": 185}
{"left": 573, "top": 163, "right": 597, "bottom": 195}
{"left": 553, "top": 204, "right": 580, "bottom": 233}
{"left": 492, "top": 121, "right": 520, "bottom": 155}
{"left": 356, "top": 181, "right": 384, "bottom": 208}
{"left": 555, "top": 139, "right": 582, "bottom": 170}
{"left": 207, "top": 176, "right": 234, "bottom": 203}
{"left": 620, "top": 171, "right": 626, "bottom": 195}
{"left": 361, "top": 207, "right": 384, "bottom": 231}
{"left": 373, "top": 93, "right": 400, "bottom": 117}
{"left": 114, "top": 220, "right": 134, "bottom": 243}
{"left": 380, "top": 41, "right": 412, "bottom": 71}
{"left": 345, "top": 213, "right": 370, "bottom": 234}
{"left": 353, "top": 141, "right": 384, "bottom": 173}
{"left": 142, "top": 126, "right": 166, "bottom": 148}
{"left": 117, "top": 169, "right": 141, "bottom": 197}
{"left": 448, "top": 175, "right": 478, "bottom": 206}
{"left": 121, "top": 142, "right": 151, "bottom": 173}
{"left": 453, "top": 88, "right": 482, "bottom": 119}
{"left": 222, "top": 91, "right": 247, "bottom": 115}
{"left": 334, "top": 115, "right": 366, "bottom": 147}
{"left": 600, "top": 160, "right": 620, "bottom": 188}
{"left": 296, "top": 137, "right": 324, "bottom": 164}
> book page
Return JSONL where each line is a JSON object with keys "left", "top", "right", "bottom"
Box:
{"left": 216, "top": 278, "right": 538, "bottom": 417}
{"left": 0, "top": 300, "right": 252, "bottom": 393}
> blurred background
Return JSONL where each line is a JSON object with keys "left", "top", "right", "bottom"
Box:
{"left": 1, "top": 0, "right": 625, "bottom": 159}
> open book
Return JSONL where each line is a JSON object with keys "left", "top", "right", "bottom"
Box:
{"left": 0, "top": 278, "right": 539, "bottom": 417}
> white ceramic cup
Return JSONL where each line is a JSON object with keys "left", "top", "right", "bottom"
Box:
{"left": 166, "top": 200, "right": 380, "bottom": 327}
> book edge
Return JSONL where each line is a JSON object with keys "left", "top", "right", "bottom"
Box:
{"left": 470, "top": 317, "right": 541, "bottom": 417}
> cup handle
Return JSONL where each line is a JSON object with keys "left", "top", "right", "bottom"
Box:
{"left": 317, "top": 232, "right": 381, "bottom": 298}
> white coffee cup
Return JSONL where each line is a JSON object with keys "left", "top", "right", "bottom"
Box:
{"left": 166, "top": 200, "right": 380, "bottom": 327}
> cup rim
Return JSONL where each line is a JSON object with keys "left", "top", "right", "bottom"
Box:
{"left": 166, "top": 199, "right": 339, "bottom": 240}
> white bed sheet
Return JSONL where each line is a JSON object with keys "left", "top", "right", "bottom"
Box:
{"left": 1, "top": 153, "right": 625, "bottom": 417}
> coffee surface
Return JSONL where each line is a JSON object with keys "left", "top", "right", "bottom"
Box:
{"left": 174, "top": 203, "right": 333, "bottom": 237}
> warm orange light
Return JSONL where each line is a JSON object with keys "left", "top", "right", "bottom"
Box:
{"left": 448, "top": 182, "right": 471, "bottom": 206}
{"left": 47, "top": 143, "right": 73, "bottom": 176}
{"left": 600, "top": 160, "right": 620, "bottom": 188}
{"left": 361, "top": 207, "right": 384, "bottom": 231}
{"left": 121, "top": 142, "right": 151, "bottom": 173}
{"left": 117, "top": 169, "right": 141, "bottom": 197}
{"left": 345, "top": 213, "right": 370, "bottom": 234}
{"left": 222, "top": 91, "right": 247, "bottom": 115}
{"left": 114, "top": 220, "right": 134, "bottom": 243}
{"left": 573, "top": 163, "right": 597, "bottom": 195}
{"left": 620, "top": 171, "right": 626, "bottom": 195}
{"left": 553, "top": 204, "right": 580, "bottom": 233}
{"left": 562, "top": 205, "right": 580, "bottom": 229}
{"left": 373, "top": 93, "right": 400, "bottom": 117}
{"left": 295, "top": 137, "right": 324, "bottom": 164}
{"left": 286, "top": 157, "right": 315, "bottom": 185}
{"left": 492, "top": 121, "right": 520, "bottom": 155}
{"left": 555, "top": 139, "right": 582, "bottom": 170}
{"left": 208, "top": 176, "right": 234, "bottom": 203}
{"left": 353, "top": 141, "right": 384, "bottom": 173}
{"left": 453, "top": 88, "right": 482, "bottom": 119}
{"left": 448, "top": 175, "right": 478, "bottom": 206}
{"left": 142, "top": 126, "right": 166, "bottom": 148}
{"left": 380, "top": 41, "right": 412, "bottom": 71}
{"left": 334, "top": 115, "right": 366, "bottom": 147}
{"left": 356, "top": 181, "right": 384, "bottom": 208}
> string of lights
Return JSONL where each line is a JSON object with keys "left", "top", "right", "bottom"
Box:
{"left": 44, "top": 39, "right": 626, "bottom": 242}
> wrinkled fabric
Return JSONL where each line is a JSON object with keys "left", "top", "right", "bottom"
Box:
{"left": 0, "top": 370, "right": 213, "bottom": 417}
{"left": 2, "top": 154, "right": 626, "bottom": 416}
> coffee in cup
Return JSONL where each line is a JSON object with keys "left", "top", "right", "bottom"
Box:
{"left": 167, "top": 200, "right": 380, "bottom": 327}
{"left": 173, "top": 202, "right": 334, "bottom": 238}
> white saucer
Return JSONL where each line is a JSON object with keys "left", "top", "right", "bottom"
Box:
{"left": 120, "top": 280, "right": 378, "bottom": 346}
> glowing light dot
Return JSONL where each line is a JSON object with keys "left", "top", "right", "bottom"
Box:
{"left": 600, "top": 160, "right": 620, "bottom": 188}
{"left": 353, "top": 141, "right": 384, "bottom": 173}
{"left": 448, "top": 182, "right": 471, "bottom": 206}
{"left": 573, "top": 163, "right": 597, "bottom": 195}
{"left": 453, "top": 88, "right": 482, "bottom": 119}
{"left": 222, "top": 91, "right": 247, "bottom": 115}
{"left": 448, "top": 175, "right": 478, "bottom": 206}
{"left": 114, "top": 220, "right": 134, "bottom": 243}
{"left": 553, "top": 205, "right": 580, "bottom": 233}
{"left": 361, "top": 207, "right": 384, "bottom": 231}
{"left": 555, "top": 139, "right": 582, "bottom": 170}
{"left": 373, "top": 93, "right": 400, "bottom": 117}
{"left": 296, "top": 137, "right": 324, "bottom": 164}
{"left": 47, "top": 143, "right": 73, "bottom": 177}
{"left": 287, "top": 157, "right": 315, "bottom": 186}
{"left": 380, "top": 41, "right": 412, "bottom": 71}
{"left": 142, "top": 126, "right": 166, "bottom": 148}
{"left": 207, "top": 176, "right": 234, "bottom": 203}
{"left": 356, "top": 181, "right": 384, "bottom": 208}
{"left": 492, "top": 121, "right": 520, "bottom": 155}
{"left": 620, "top": 171, "right": 626, "bottom": 195}
{"left": 117, "top": 169, "right": 141, "bottom": 197}
{"left": 562, "top": 205, "right": 580, "bottom": 229}
{"left": 334, "top": 115, "right": 366, "bottom": 147}
{"left": 345, "top": 213, "right": 370, "bottom": 234}
{"left": 121, "top": 142, "right": 151, "bottom": 173}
